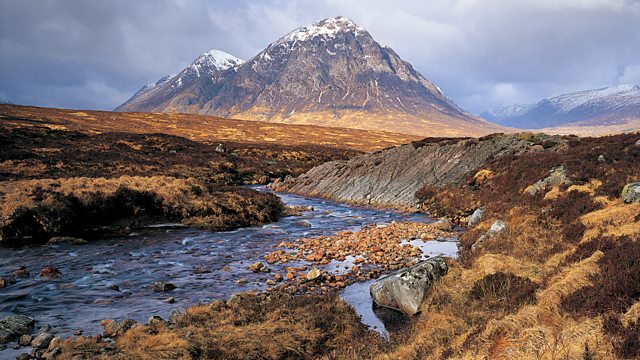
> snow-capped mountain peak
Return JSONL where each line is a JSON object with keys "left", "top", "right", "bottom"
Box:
{"left": 278, "top": 16, "right": 366, "bottom": 45}
{"left": 191, "top": 49, "right": 244, "bottom": 72}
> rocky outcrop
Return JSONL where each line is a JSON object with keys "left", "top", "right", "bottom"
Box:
{"left": 0, "top": 314, "right": 34, "bottom": 344}
{"left": 272, "top": 134, "right": 531, "bottom": 209}
{"left": 622, "top": 182, "right": 640, "bottom": 203}
{"left": 370, "top": 257, "right": 448, "bottom": 316}
{"left": 468, "top": 208, "right": 485, "bottom": 227}
{"left": 524, "top": 165, "right": 571, "bottom": 196}
{"left": 472, "top": 220, "right": 508, "bottom": 251}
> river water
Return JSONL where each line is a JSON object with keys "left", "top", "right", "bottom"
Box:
{"left": 0, "top": 188, "right": 457, "bottom": 355}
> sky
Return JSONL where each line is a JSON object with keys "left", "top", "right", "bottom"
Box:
{"left": 1, "top": 0, "right": 640, "bottom": 114}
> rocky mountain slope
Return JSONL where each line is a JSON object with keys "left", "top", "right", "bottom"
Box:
{"left": 271, "top": 134, "right": 534, "bottom": 209}
{"left": 116, "top": 49, "right": 244, "bottom": 113}
{"left": 116, "top": 16, "right": 502, "bottom": 137}
{"left": 481, "top": 84, "right": 640, "bottom": 130}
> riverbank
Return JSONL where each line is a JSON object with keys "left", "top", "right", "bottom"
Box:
{"left": 0, "top": 177, "right": 284, "bottom": 246}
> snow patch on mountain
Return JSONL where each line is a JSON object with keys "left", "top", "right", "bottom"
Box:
{"left": 481, "top": 84, "right": 640, "bottom": 128}
{"left": 548, "top": 84, "right": 640, "bottom": 112}
{"left": 278, "top": 16, "right": 365, "bottom": 46}
{"left": 191, "top": 49, "right": 244, "bottom": 73}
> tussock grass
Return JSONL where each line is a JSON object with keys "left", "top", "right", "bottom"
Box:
{"left": 59, "top": 291, "right": 383, "bottom": 359}
{"left": 0, "top": 176, "right": 284, "bottom": 245}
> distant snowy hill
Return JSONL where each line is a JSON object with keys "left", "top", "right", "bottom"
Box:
{"left": 481, "top": 85, "right": 640, "bottom": 129}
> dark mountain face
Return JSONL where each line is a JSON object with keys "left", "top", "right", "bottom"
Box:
{"left": 117, "top": 16, "right": 502, "bottom": 136}
{"left": 481, "top": 85, "right": 640, "bottom": 129}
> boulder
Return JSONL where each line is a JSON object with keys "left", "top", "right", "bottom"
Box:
{"left": 13, "top": 266, "right": 30, "bottom": 278}
{"left": 18, "top": 334, "right": 32, "bottom": 347}
{"left": 215, "top": 144, "right": 226, "bottom": 153}
{"left": 370, "top": 257, "right": 448, "bottom": 316}
{"left": 0, "top": 315, "right": 35, "bottom": 344}
{"left": 147, "top": 316, "right": 165, "bottom": 326}
{"left": 472, "top": 220, "right": 508, "bottom": 251}
{"left": 101, "top": 319, "right": 136, "bottom": 338}
{"left": 152, "top": 281, "right": 176, "bottom": 291}
{"left": 621, "top": 182, "right": 640, "bottom": 204}
{"left": 305, "top": 268, "right": 322, "bottom": 282}
{"left": 30, "top": 332, "right": 54, "bottom": 349}
{"left": 247, "top": 261, "right": 270, "bottom": 273}
{"left": 467, "top": 208, "right": 485, "bottom": 227}
{"left": 524, "top": 165, "right": 571, "bottom": 196}
{"left": 431, "top": 218, "right": 454, "bottom": 231}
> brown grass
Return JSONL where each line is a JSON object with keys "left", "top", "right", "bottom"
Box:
{"left": 58, "top": 291, "right": 384, "bottom": 359}
{"left": 0, "top": 104, "right": 417, "bottom": 152}
{"left": 0, "top": 176, "right": 284, "bottom": 245}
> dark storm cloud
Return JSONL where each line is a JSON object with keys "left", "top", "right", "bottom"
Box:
{"left": 1, "top": 0, "right": 640, "bottom": 113}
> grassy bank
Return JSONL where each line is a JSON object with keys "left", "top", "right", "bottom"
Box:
{"left": 0, "top": 176, "right": 284, "bottom": 245}
{"left": 392, "top": 132, "right": 640, "bottom": 358}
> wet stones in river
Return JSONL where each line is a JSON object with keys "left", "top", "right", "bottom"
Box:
{"left": 370, "top": 256, "right": 448, "bottom": 316}
{"left": 193, "top": 265, "right": 211, "bottom": 274}
{"left": 30, "top": 331, "right": 54, "bottom": 349}
{"left": 305, "top": 268, "right": 323, "bottom": 282}
{"left": 283, "top": 205, "right": 315, "bottom": 217}
{"left": 18, "top": 334, "right": 32, "bottom": 347}
{"left": 247, "top": 261, "right": 270, "bottom": 273}
{"left": 0, "top": 314, "right": 35, "bottom": 344}
{"left": 13, "top": 265, "right": 30, "bottom": 278}
{"left": 101, "top": 319, "right": 137, "bottom": 338}
{"left": 0, "top": 277, "right": 16, "bottom": 288}
{"left": 431, "top": 218, "right": 454, "bottom": 231}
{"left": 47, "top": 236, "right": 88, "bottom": 245}
{"left": 39, "top": 267, "right": 61, "bottom": 278}
{"left": 153, "top": 281, "right": 177, "bottom": 291}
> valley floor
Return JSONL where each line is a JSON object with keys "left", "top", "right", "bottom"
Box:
{"left": 1, "top": 105, "right": 639, "bottom": 359}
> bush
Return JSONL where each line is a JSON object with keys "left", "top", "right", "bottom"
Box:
{"left": 469, "top": 272, "right": 538, "bottom": 312}
{"left": 562, "top": 236, "right": 640, "bottom": 316}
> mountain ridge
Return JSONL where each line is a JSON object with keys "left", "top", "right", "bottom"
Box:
{"left": 481, "top": 84, "right": 640, "bottom": 129}
{"left": 116, "top": 16, "right": 503, "bottom": 137}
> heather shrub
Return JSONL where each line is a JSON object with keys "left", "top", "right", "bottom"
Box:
{"left": 562, "top": 236, "right": 640, "bottom": 316}
{"left": 469, "top": 272, "right": 538, "bottom": 312}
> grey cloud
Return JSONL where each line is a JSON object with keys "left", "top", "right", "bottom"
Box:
{"left": 1, "top": 0, "right": 639, "bottom": 113}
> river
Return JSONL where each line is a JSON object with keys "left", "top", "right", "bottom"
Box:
{"left": 0, "top": 188, "right": 457, "bottom": 356}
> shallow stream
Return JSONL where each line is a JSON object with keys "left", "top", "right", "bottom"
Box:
{"left": 0, "top": 188, "right": 457, "bottom": 356}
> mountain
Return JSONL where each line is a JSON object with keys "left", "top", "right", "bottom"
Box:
{"left": 481, "top": 84, "right": 640, "bottom": 129}
{"left": 116, "top": 16, "right": 502, "bottom": 137}
{"left": 116, "top": 49, "right": 244, "bottom": 112}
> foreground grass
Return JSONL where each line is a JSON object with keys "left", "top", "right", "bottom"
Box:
{"left": 57, "top": 292, "right": 384, "bottom": 360}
